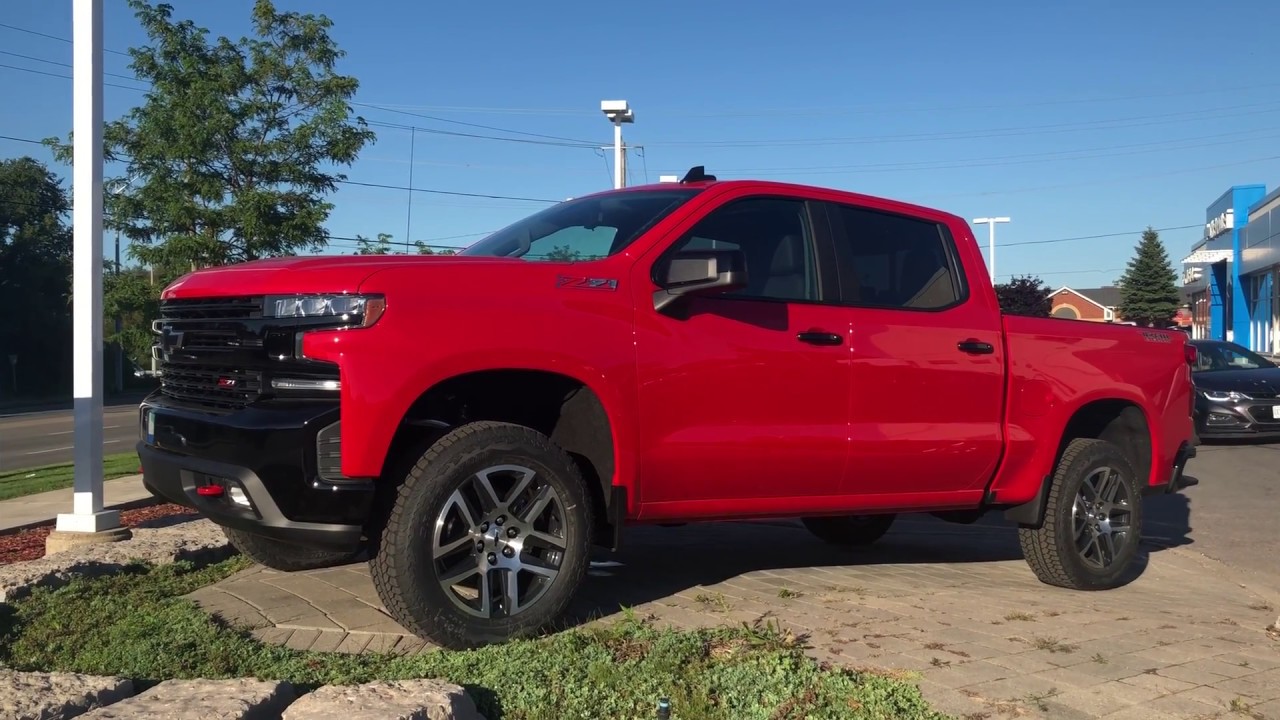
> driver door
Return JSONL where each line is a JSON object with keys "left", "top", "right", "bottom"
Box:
{"left": 630, "top": 194, "right": 853, "bottom": 518}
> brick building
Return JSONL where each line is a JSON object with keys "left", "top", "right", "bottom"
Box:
{"left": 1048, "top": 286, "right": 1193, "bottom": 328}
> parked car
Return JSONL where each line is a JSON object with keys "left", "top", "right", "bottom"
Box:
{"left": 137, "top": 168, "right": 1198, "bottom": 648}
{"left": 1189, "top": 339, "right": 1280, "bottom": 440}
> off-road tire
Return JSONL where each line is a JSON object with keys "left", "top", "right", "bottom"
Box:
{"left": 369, "top": 421, "right": 594, "bottom": 649}
{"left": 221, "top": 527, "right": 360, "bottom": 572}
{"left": 1018, "top": 438, "right": 1142, "bottom": 590}
{"left": 801, "top": 514, "right": 896, "bottom": 546}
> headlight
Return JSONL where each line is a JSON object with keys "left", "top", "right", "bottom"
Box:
{"left": 1201, "top": 389, "right": 1252, "bottom": 402}
{"left": 264, "top": 294, "right": 385, "bottom": 328}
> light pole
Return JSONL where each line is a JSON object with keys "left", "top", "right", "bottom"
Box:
{"left": 972, "top": 217, "right": 1011, "bottom": 283}
{"left": 601, "top": 100, "right": 633, "bottom": 189}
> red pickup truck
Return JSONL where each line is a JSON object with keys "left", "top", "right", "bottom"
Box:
{"left": 139, "top": 168, "right": 1198, "bottom": 648}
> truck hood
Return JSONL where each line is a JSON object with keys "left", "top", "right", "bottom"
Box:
{"left": 160, "top": 254, "right": 507, "bottom": 300}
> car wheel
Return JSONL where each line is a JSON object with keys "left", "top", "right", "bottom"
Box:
{"left": 801, "top": 514, "right": 896, "bottom": 546}
{"left": 221, "top": 527, "right": 360, "bottom": 572}
{"left": 369, "top": 421, "right": 593, "bottom": 649}
{"left": 1018, "top": 438, "right": 1142, "bottom": 590}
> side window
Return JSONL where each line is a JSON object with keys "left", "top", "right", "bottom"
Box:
{"left": 665, "top": 197, "right": 817, "bottom": 302}
{"left": 832, "top": 204, "right": 962, "bottom": 310}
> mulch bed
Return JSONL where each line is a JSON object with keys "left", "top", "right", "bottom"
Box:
{"left": 0, "top": 503, "right": 200, "bottom": 566}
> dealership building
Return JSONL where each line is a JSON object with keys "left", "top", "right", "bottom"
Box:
{"left": 1182, "top": 184, "right": 1280, "bottom": 353}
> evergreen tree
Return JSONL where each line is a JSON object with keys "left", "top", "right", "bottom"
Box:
{"left": 1117, "top": 226, "right": 1181, "bottom": 326}
{"left": 994, "top": 274, "right": 1052, "bottom": 317}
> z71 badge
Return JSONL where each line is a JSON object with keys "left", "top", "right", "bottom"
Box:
{"left": 556, "top": 275, "right": 618, "bottom": 291}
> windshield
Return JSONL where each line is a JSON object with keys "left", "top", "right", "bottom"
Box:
{"left": 460, "top": 189, "right": 701, "bottom": 261}
{"left": 1192, "top": 341, "right": 1276, "bottom": 372}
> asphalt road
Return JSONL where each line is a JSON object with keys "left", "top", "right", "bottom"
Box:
{"left": 1153, "top": 439, "right": 1280, "bottom": 595}
{"left": 0, "top": 402, "right": 141, "bottom": 472}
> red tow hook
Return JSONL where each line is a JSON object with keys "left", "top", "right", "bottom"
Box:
{"left": 196, "top": 485, "right": 225, "bottom": 498}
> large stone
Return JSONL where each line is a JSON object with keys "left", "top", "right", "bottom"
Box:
{"left": 77, "top": 678, "right": 294, "bottom": 719}
{"left": 0, "top": 518, "right": 233, "bottom": 603}
{"left": 282, "top": 679, "right": 484, "bottom": 720}
{"left": 0, "top": 669, "right": 134, "bottom": 720}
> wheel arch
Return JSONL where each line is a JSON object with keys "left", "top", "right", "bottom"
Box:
{"left": 1005, "top": 397, "right": 1153, "bottom": 527}
{"left": 378, "top": 367, "right": 623, "bottom": 548}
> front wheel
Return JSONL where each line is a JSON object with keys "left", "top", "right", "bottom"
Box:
{"left": 369, "top": 421, "right": 594, "bottom": 649}
{"left": 1018, "top": 438, "right": 1142, "bottom": 590}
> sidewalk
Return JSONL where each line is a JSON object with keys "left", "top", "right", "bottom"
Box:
{"left": 0, "top": 475, "right": 152, "bottom": 532}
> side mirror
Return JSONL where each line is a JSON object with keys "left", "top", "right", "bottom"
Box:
{"left": 652, "top": 248, "right": 748, "bottom": 313}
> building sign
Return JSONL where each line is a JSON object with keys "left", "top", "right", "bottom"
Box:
{"left": 1205, "top": 209, "right": 1234, "bottom": 239}
{"left": 1183, "top": 266, "right": 1203, "bottom": 285}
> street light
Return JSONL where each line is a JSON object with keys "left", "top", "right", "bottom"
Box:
{"left": 601, "top": 100, "right": 633, "bottom": 190}
{"left": 972, "top": 217, "right": 1011, "bottom": 283}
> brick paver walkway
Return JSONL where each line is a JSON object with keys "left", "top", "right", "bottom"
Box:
{"left": 190, "top": 516, "right": 1280, "bottom": 719}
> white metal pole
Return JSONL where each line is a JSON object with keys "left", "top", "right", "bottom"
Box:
{"left": 988, "top": 222, "right": 996, "bottom": 283}
{"left": 613, "top": 120, "right": 624, "bottom": 190}
{"left": 56, "top": 0, "right": 120, "bottom": 536}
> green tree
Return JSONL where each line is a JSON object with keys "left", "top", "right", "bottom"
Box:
{"left": 355, "top": 232, "right": 394, "bottom": 255}
{"left": 45, "top": 0, "right": 375, "bottom": 273}
{"left": 994, "top": 274, "right": 1052, "bottom": 317}
{"left": 1117, "top": 227, "right": 1180, "bottom": 326}
{"left": 0, "top": 157, "right": 74, "bottom": 398}
{"left": 414, "top": 242, "right": 456, "bottom": 256}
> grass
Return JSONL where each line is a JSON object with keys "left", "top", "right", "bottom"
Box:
{"left": 0, "top": 557, "right": 947, "bottom": 720}
{"left": 0, "top": 451, "right": 140, "bottom": 502}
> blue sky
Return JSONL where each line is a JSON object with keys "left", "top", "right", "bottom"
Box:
{"left": 4, "top": 0, "right": 1280, "bottom": 288}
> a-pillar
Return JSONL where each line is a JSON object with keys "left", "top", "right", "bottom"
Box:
{"left": 46, "top": 0, "right": 131, "bottom": 555}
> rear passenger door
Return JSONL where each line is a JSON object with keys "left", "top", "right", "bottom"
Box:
{"left": 823, "top": 201, "right": 1006, "bottom": 499}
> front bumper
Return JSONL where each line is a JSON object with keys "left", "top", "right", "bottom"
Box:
{"left": 1195, "top": 396, "right": 1280, "bottom": 440}
{"left": 137, "top": 392, "right": 374, "bottom": 552}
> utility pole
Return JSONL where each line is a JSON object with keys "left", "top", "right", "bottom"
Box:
{"left": 49, "top": 0, "right": 130, "bottom": 553}
{"left": 972, "top": 217, "right": 1011, "bottom": 283}
{"left": 601, "top": 100, "right": 634, "bottom": 189}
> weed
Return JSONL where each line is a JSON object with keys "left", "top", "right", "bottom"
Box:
{"left": 1004, "top": 611, "right": 1035, "bottom": 622}
{"left": 1031, "top": 637, "right": 1076, "bottom": 654}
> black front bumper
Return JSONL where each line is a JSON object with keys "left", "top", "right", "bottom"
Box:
{"left": 137, "top": 393, "right": 375, "bottom": 552}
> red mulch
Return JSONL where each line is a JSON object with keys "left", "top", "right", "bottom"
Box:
{"left": 0, "top": 503, "right": 200, "bottom": 566}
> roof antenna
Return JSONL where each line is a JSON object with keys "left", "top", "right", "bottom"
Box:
{"left": 679, "top": 166, "right": 716, "bottom": 183}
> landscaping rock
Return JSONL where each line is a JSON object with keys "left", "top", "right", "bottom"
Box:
{"left": 77, "top": 678, "right": 294, "bottom": 719}
{"left": 282, "top": 679, "right": 484, "bottom": 720}
{"left": 0, "top": 518, "right": 233, "bottom": 602}
{"left": 0, "top": 669, "right": 134, "bottom": 720}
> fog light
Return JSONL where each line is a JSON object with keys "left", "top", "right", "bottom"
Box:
{"left": 228, "top": 486, "right": 251, "bottom": 508}
{"left": 1206, "top": 412, "right": 1238, "bottom": 424}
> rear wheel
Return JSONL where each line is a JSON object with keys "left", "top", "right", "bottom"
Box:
{"left": 221, "top": 527, "right": 360, "bottom": 572}
{"left": 801, "top": 514, "right": 896, "bottom": 546}
{"left": 1019, "top": 438, "right": 1142, "bottom": 590}
{"left": 369, "top": 421, "right": 593, "bottom": 649}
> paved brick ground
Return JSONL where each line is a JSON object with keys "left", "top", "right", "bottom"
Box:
{"left": 190, "top": 514, "right": 1280, "bottom": 719}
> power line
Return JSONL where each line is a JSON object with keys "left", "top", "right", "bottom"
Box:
{"left": 0, "top": 134, "right": 45, "bottom": 145}
{"left": 353, "top": 102, "right": 598, "bottom": 145}
{"left": 336, "top": 179, "right": 559, "bottom": 203}
{"left": 0, "top": 49, "right": 143, "bottom": 83}
{"left": 0, "top": 21, "right": 131, "bottom": 56}
{"left": 0, "top": 62, "right": 148, "bottom": 92}
{"left": 365, "top": 119, "right": 596, "bottom": 148}
{"left": 1001, "top": 224, "right": 1203, "bottom": 249}
{"left": 645, "top": 101, "right": 1280, "bottom": 148}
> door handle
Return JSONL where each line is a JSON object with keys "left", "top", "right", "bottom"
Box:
{"left": 957, "top": 338, "right": 994, "bottom": 355}
{"left": 797, "top": 331, "right": 843, "bottom": 346}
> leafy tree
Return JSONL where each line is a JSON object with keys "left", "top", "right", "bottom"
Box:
{"left": 0, "top": 156, "right": 74, "bottom": 398}
{"left": 44, "top": 0, "right": 376, "bottom": 272}
{"left": 544, "top": 244, "right": 583, "bottom": 261}
{"left": 355, "top": 233, "right": 394, "bottom": 255}
{"left": 994, "top": 274, "right": 1052, "bottom": 317}
{"left": 414, "top": 242, "right": 456, "bottom": 256}
{"left": 1118, "top": 227, "right": 1180, "bottom": 326}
